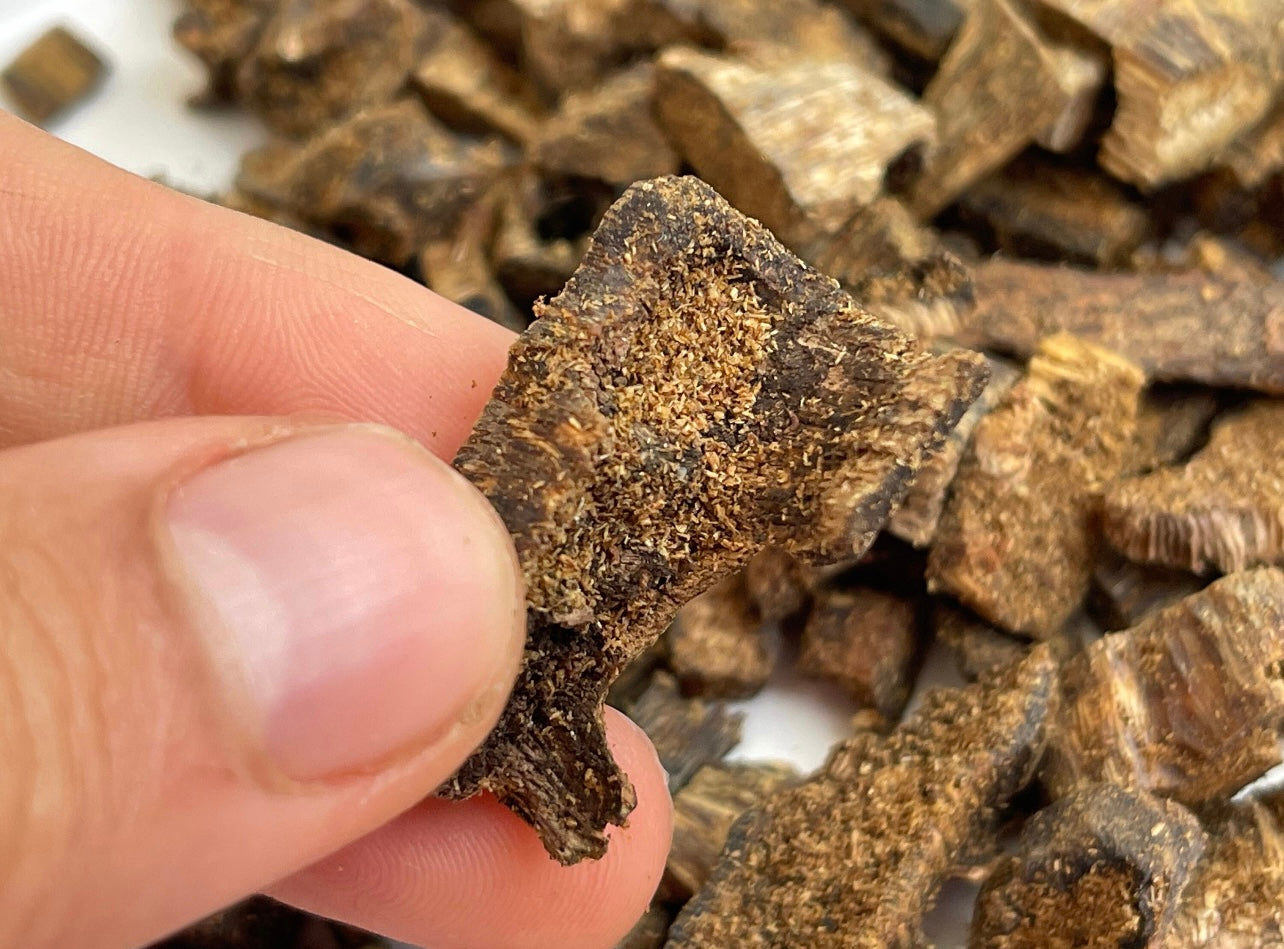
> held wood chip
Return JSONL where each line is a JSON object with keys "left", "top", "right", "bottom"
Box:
{"left": 666, "top": 648, "right": 1057, "bottom": 948}
{"left": 444, "top": 176, "right": 988, "bottom": 863}
{"left": 928, "top": 334, "right": 1144, "bottom": 638}
{"left": 1042, "top": 568, "right": 1284, "bottom": 808}
{"left": 1103, "top": 400, "right": 1284, "bottom": 574}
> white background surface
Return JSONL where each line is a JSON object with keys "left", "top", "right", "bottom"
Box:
{"left": 0, "top": 2, "right": 974, "bottom": 943}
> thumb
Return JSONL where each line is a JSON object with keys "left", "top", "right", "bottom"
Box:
{"left": 0, "top": 418, "right": 524, "bottom": 948}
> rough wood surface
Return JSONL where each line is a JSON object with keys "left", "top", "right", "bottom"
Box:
{"left": 797, "top": 585, "right": 919, "bottom": 723}
{"left": 1, "top": 25, "right": 107, "bottom": 125}
{"left": 667, "top": 573, "right": 775, "bottom": 701}
{"left": 928, "top": 335, "right": 1144, "bottom": 638}
{"left": 626, "top": 672, "right": 743, "bottom": 796}
{"left": 445, "top": 177, "right": 988, "bottom": 863}
{"left": 950, "top": 259, "right": 1284, "bottom": 393}
{"left": 1087, "top": 555, "right": 1207, "bottom": 632}
{"left": 971, "top": 785, "right": 1205, "bottom": 948}
{"left": 530, "top": 64, "right": 679, "bottom": 187}
{"left": 1043, "top": 568, "right": 1284, "bottom": 808}
{"left": 666, "top": 648, "right": 1057, "bottom": 948}
{"left": 1103, "top": 401, "right": 1284, "bottom": 574}
{"left": 656, "top": 46, "right": 935, "bottom": 248}
{"left": 933, "top": 601, "right": 1030, "bottom": 682}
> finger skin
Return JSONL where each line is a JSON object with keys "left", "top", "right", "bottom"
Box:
{"left": 271, "top": 710, "right": 674, "bottom": 949}
{"left": 0, "top": 112, "right": 511, "bottom": 454}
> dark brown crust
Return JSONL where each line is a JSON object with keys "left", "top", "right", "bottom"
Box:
{"left": 666, "top": 648, "right": 1058, "bottom": 948}
{"left": 444, "top": 176, "right": 988, "bottom": 863}
{"left": 971, "top": 785, "right": 1206, "bottom": 948}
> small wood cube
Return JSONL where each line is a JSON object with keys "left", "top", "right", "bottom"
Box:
{"left": 2, "top": 26, "right": 107, "bottom": 126}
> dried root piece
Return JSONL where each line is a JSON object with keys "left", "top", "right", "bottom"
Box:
{"left": 233, "top": 0, "right": 428, "bottom": 137}
{"left": 410, "top": 8, "right": 542, "bottom": 144}
{"left": 668, "top": 573, "right": 774, "bottom": 700}
{"left": 959, "top": 155, "right": 1150, "bottom": 267}
{"left": 445, "top": 176, "right": 988, "bottom": 863}
{"left": 530, "top": 65, "right": 679, "bottom": 187}
{"left": 1169, "top": 792, "right": 1284, "bottom": 944}
{"left": 911, "top": 0, "right": 1106, "bottom": 217}
{"left": 233, "top": 100, "right": 508, "bottom": 266}
{"left": 890, "top": 354, "right": 1019, "bottom": 548}
{"left": 958, "top": 258, "right": 1284, "bottom": 394}
{"left": 2, "top": 25, "right": 107, "bottom": 126}
{"left": 655, "top": 47, "right": 935, "bottom": 248}
{"left": 664, "top": 762, "right": 799, "bottom": 902}
{"left": 797, "top": 584, "right": 919, "bottom": 723}
{"left": 1126, "top": 384, "right": 1221, "bottom": 474}
{"left": 928, "top": 335, "right": 1144, "bottom": 637}
{"left": 1043, "top": 568, "right": 1284, "bottom": 807}
{"left": 627, "top": 673, "right": 743, "bottom": 795}
{"left": 173, "top": 0, "right": 272, "bottom": 105}
{"left": 971, "top": 785, "right": 1205, "bottom": 948}
{"left": 933, "top": 601, "right": 1030, "bottom": 682}
{"left": 1103, "top": 401, "right": 1284, "bottom": 574}
{"left": 666, "top": 648, "right": 1058, "bottom": 948}
{"left": 1087, "top": 555, "right": 1207, "bottom": 632}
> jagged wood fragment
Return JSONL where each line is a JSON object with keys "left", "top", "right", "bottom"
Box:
{"left": 742, "top": 548, "right": 812, "bottom": 625}
{"left": 530, "top": 65, "right": 679, "bottom": 187}
{"left": 445, "top": 176, "right": 988, "bottom": 863}
{"left": 667, "top": 648, "right": 1057, "bottom": 948}
{"left": 1043, "top": 568, "right": 1284, "bottom": 807}
{"left": 663, "top": 762, "right": 798, "bottom": 902}
{"left": 233, "top": 0, "right": 429, "bottom": 137}
{"left": 1126, "top": 384, "right": 1221, "bottom": 474}
{"left": 1087, "top": 555, "right": 1207, "bottom": 632}
{"left": 910, "top": 0, "right": 1106, "bottom": 217}
{"left": 970, "top": 785, "right": 1205, "bottom": 948}
{"left": 797, "top": 584, "right": 919, "bottom": 723}
{"left": 837, "top": 0, "right": 968, "bottom": 61}
{"left": 1168, "top": 792, "right": 1284, "bottom": 944}
{"left": 409, "top": 8, "right": 542, "bottom": 144}
{"left": 2, "top": 25, "right": 107, "bottom": 126}
{"left": 933, "top": 601, "right": 1030, "bottom": 682}
{"left": 928, "top": 335, "right": 1144, "bottom": 637}
{"left": 655, "top": 47, "right": 935, "bottom": 249}
{"left": 798, "top": 199, "right": 943, "bottom": 295}
{"left": 491, "top": 173, "right": 587, "bottom": 310}
{"left": 667, "top": 573, "right": 774, "bottom": 700}
{"left": 173, "top": 0, "right": 272, "bottom": 105}
{"left": 890, "top": 355, "right": 1019, "bottom": 547}
{"left": 232, "top": 100, "right": 508, "bottom": 266}
{"left": 959, "top": 155, "right": 1149, "bottom": 266}
{"left": 627, "top": 672, "right": 743, "bottom": 796}
{"left": 1103, "top": 401, "right": 1284, "bottom": 574}
{"left": 951, "top": 259, "right": 1284, "bottom": 393}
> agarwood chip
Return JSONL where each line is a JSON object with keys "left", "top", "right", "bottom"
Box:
{"left": 842, "top": 254, "right": 975, "bottom": 342}
{"left": 1087, "top": 554, "right": 1208, "bottom": 632}
{"left": 663, "top": 762, "right": 799, "bottom": 903}
{"left": 797, "top": 199, "right": 944, "bottom": 296}
{"left": 1169, "top": 791, "right": 1284, "bottom": 944}
{"left": 655, "top": 46, "right": 935, "bottom": 248}
{"left": 796, "top": 584, "right": 919, "bottom": 723}
{"left": 2, "top": 25, "right": 107, "bottom": 126}
{"left": 971, "top": 785, "right": 1205, "bottom": 948}
{"left": 529, "top": 64, "right": 679, "bottom": 187}
{"left": 444, "top": 176, "right": 989, "bottom": 863}
{"left": 1042, "top": 568, "right": 1284, "bottom": 807}
{"left": 667, "top": 572, "right": 775, "bottom": 701}
{"left": 742, "top": 547, "right": 812, "bottom": 625}
{"left": 491, "top": 171, "right": 588, "bottom": 310}
{"left": 1103, "top": 401, "right": 1284, "bottom": 574}
{"left": 933, "top": 600, "right": 1030, "bottom": 682}
{"left": 1217, "top": 100, "right": 1284, "bottom": 189}
{"left": 1125, "top": 384, "right": 1221, "bottom": 474}
{"left": 950, "top": 258, "right": 1284, "bottom": 393}
{"left": 836, "top": 0, "right": 968, "bottom": 61}
{"left": 173, "top": 0, "right": 272, "bottom": 106}
{"left": 928, "top": 334, "right": 1144, "bottom": 638}
{"left": 626, "top": 672, "right": 743, "bottom": 795}
{"left": 666, "top": 648, "right": 1057, "bottom": 948}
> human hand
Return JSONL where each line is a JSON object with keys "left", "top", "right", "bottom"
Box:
{"left": 0, "top": 113, "right": 671, "bottom": 949}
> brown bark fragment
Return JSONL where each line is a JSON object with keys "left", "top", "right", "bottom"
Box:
{"left": 232, "top": 0, "right": 428, "bottom": 137}
{"left": 626, "top": 672, "right": 743, "bottom": 795}
{"left": 1088, "top": 555, "right": 1207, "bottom": 632}
{"left": 1104, "top": 401, "right": 1284, "bottom": 574}
{"left": 655, "top": 47, "right": 935, "bottom": 248}
{"left": 797, "top": 584, "right": 919, "bottom": 723}
{"left": 933, "top": 601, "right": 1030, "bottom": 682}
{"left": 959, "top": 155, "right": 1150, "bottom": 267}
{"left": 409, "top": 8, "right": 542, "bottom": 144}
{"left": 663, "top": 762, "right": 799, "bottom": 903}
{"left": 910, "top": 0, "right": 1105, "bottom": 217}
{"left": 955, "top": 259, "right": 1284, "bottom": 394}
{"left": 1168, "top": 793, "right": 1284, "bottom": 945}
{"left": 890, "top": 355, "right": 1019, "bottom": 547}
{"left": 173, "top": 0, "right": 272, "bottom": 105}
{"left": 666, "top": 648, "right": 1058, "bottom": 949}
{"left": 1043, "top": 568, "right": 1284, "bottom": 808}
{"left": 2, "top": 25, "right": 107, "bottom": 126}
{"left": 233, "top": 100, "right": 509, "bottom": 266}
{"left": 445, "top": 176, "right": 989, "bottom": 862}
{"left": 1126, "top": 384, "right": 1221, "bottom": 475}
{"left": 837, "top": 0, "right": 968, "bottom": 61}
{"left": 667, "top": 573, "right": 774, "bottom": 700}
{"left": 928, "top": 335, "right": 1145, "bottom": 638}
{"left": 530, "top": 65, "right": 680, "bottom": 187}
{"left": 971, "top": 785, "right": 1205, "bottom": 949}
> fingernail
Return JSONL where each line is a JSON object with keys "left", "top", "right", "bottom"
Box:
{"left": 164, "top": 426, "right": 522, "bottom": 781}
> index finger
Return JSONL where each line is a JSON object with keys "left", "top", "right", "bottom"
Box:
{"left": 0, "top": 113, "right": 513, "bottom": 455}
